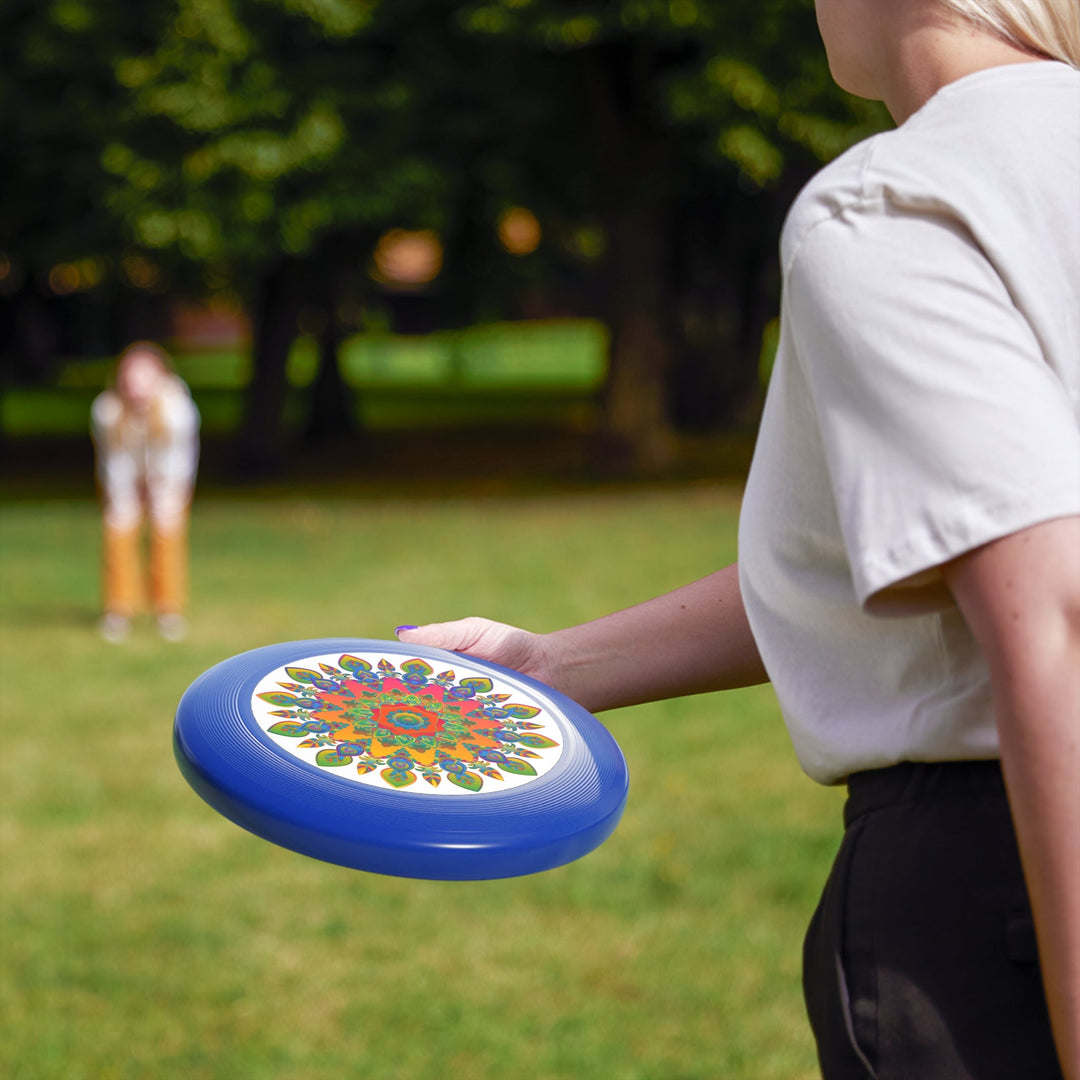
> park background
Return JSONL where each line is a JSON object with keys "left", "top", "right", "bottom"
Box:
{"left": 1, "top": 2, "right": 892, "bottom": 1077}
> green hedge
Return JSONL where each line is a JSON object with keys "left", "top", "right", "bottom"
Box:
{"left": 3, "top": 320, "right": 608, "bottom": 436}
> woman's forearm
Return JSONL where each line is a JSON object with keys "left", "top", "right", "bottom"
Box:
{"left": 542, "top": 562, "right": 768, "bottom": 713}
{"left": 996, "top": 666, "right": 1080, "bottom": 1080}
{"left": 946, "top": 516, "right": 1080, "bottom": 1079}
{"left": 397, "top": 563, "right": 767, "bottom": 714}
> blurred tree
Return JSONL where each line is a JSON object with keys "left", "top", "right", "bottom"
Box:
{"left": 2, "top": 0, "right": 889, "bottom": 474}
{"left": 454, "top": 0, "right": 890, "bottom": 470}
{"left": 95, "top": 0, "right": 438, "bottom": 472}
{"left": 0, "top": 0, "right": 166, "bottom": 380}
{"left": 99, "top": 0, "right": 563, "bottom": 473}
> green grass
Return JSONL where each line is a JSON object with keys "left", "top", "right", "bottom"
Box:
{"left": 0, "top": 487, "right": 842, "bottom": 1079}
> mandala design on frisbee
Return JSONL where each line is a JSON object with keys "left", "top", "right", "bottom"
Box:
{"left": 251, "top": 653, "right": 563, "bottom": 795}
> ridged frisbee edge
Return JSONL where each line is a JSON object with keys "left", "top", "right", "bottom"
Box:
{"left": 173, "top": 638, "right": 629, "bottom": 879}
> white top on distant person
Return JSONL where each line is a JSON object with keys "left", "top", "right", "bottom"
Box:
{"left": 395, "top": 0, "right": 1080, "bottom": 1076}
{"left": 91, "top": 341, "right": 200, "bottom": 642}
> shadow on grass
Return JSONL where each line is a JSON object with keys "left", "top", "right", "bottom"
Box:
{"left": 2, "top": 603, "right": 101, "bottom": 630}
{"left": 1, "top": 426, "right": 758, "bottom": 503}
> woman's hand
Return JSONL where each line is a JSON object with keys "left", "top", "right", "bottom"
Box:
{"left": 396, "top": 618, "right": 562, "bottom": 689}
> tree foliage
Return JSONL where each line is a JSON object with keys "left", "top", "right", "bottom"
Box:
{"left": 1, "top": 0, "right": 890, "bottom": 471}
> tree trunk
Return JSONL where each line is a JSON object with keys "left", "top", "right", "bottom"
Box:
{"left": 585, "top": 42, "right": 677, "bottom": 475}
{"left": 669, "top": 187, "right": 781, "bottom": 432}
{"left": 302, "top": 301, "right": 355, "bottom": 448}
{"left": 602, "top": 187, "right": 675, "bottom": 472}
{"left": 232, "top": 257, "right": 304, "bottom": 479}
{"left": 3, "top": 279, "right": 60, "bottom": 384}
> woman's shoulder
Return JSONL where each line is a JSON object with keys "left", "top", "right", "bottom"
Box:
{"left": 782, "top": 61, "right": 1079, "bottom": 273}
{"left": 91, "top": 389, "right": 124, "bottom": 430}
{"left": 779, "top": 136, "right": 885, "bottom": 271}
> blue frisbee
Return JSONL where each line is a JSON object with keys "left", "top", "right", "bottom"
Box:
{"left": 173, "top": 638, "right": 628, "bottom": 880}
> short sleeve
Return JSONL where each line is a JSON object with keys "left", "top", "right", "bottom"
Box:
{"left": 787, "top": 202, "right": 1080, "bottom": 613}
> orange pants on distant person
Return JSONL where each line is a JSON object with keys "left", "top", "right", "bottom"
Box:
{"left": 102, "top": 515, "right": 189, "bottom": 618}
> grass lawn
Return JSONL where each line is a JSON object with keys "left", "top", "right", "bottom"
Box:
{"left": 0, "top": 484, "right": 842, "bottom": 1080}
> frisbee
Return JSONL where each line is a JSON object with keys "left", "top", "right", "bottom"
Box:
{"left": 173, "top": 638, "right": 628, "bottom": 880}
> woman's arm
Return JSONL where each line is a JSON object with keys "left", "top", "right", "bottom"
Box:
{"left": 944, "top": 515, "right": 1080, "bottom": 1080}
{"left": 397, "top": 562, "right": 768, "bottom": 713}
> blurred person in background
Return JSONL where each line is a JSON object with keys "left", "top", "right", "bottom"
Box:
{"left": 91, "top": 341, "right": 200, "bottom": 643}
{"left": 398, "top": 0, "right": 1080, "bottom": 1077}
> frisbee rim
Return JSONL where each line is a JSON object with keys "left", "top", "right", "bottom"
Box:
{"left": 173, "top": 638, "right": 628, "bottom": 880}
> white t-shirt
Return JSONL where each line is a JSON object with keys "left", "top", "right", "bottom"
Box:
{"left": 739, "top": 62, "right": 1080, "bottom": 785}
{"left": 91, "top": 375, "right": 200, "bottom": 531}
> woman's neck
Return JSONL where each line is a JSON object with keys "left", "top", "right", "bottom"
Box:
{"left": 884, "top": 14, "right": 1048, "bottom": 124}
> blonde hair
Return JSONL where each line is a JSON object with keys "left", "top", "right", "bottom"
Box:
{"left": 116, "top": 340, "right": 174, "bottom": 378}
{"left": 938, "top": 0, "right": 1080, "bottom": 66}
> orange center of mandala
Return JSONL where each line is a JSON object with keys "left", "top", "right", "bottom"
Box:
{"left": 371, "top": 702, "right": 443, "bottom": 737}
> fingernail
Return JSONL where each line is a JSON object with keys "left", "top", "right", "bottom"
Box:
{"left": 395, "top": 625, "right": 418, "bottom": 635}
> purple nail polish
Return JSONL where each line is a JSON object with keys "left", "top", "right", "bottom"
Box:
{"left": 395, "top": 625, "right": 418, "bottom": 635}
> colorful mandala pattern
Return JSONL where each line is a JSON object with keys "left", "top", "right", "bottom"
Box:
{"left": 251, "top": 653, "right": 563, "bottom": 795}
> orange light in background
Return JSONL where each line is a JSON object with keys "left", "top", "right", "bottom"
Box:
{"left": 497, "top": 207, "right": 541, "bottom": 256}
{"left": 48, "top": 263, "right": 82, "bottom": 295}
{"left": 370, "top": 229, "right": 443, "bottom": 288}
{"left": 46, "top": 258, "right": 105, "bottom": 295}
{"left": 121, "top": 255, "right": 162, "bottom": 291}
{"left": 0, "top": 253, "right": 11, "bottom": 282}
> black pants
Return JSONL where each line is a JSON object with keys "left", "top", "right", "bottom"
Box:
{"left": 803, "top": 761, "right": 1063, "bottom": 1080}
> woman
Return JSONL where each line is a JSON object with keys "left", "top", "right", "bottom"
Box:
{"left": 91, "top": 342, "right": 200, "bottom": 642}
{"left": 396, "top": 1, "right": 1079, "bottom": 1076}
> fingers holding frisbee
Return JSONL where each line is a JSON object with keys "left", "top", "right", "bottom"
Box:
{"left": 395, "top": 618, "right": 556, "bottom": 687}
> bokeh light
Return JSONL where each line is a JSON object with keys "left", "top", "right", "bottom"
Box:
{"left": 370, "top": 229, "right": 443, "bottom": 288}
{"left": 47, "top": 259, "right": 104, "bottom": 295}
{"left": 48, "top": 263, "right": 80, "bottom": 295}
{"left": 121, "top": 254, "right": 163, "bottom": 291}
{"left": 497, "top": 207, "right": 542, "bottom": 256}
